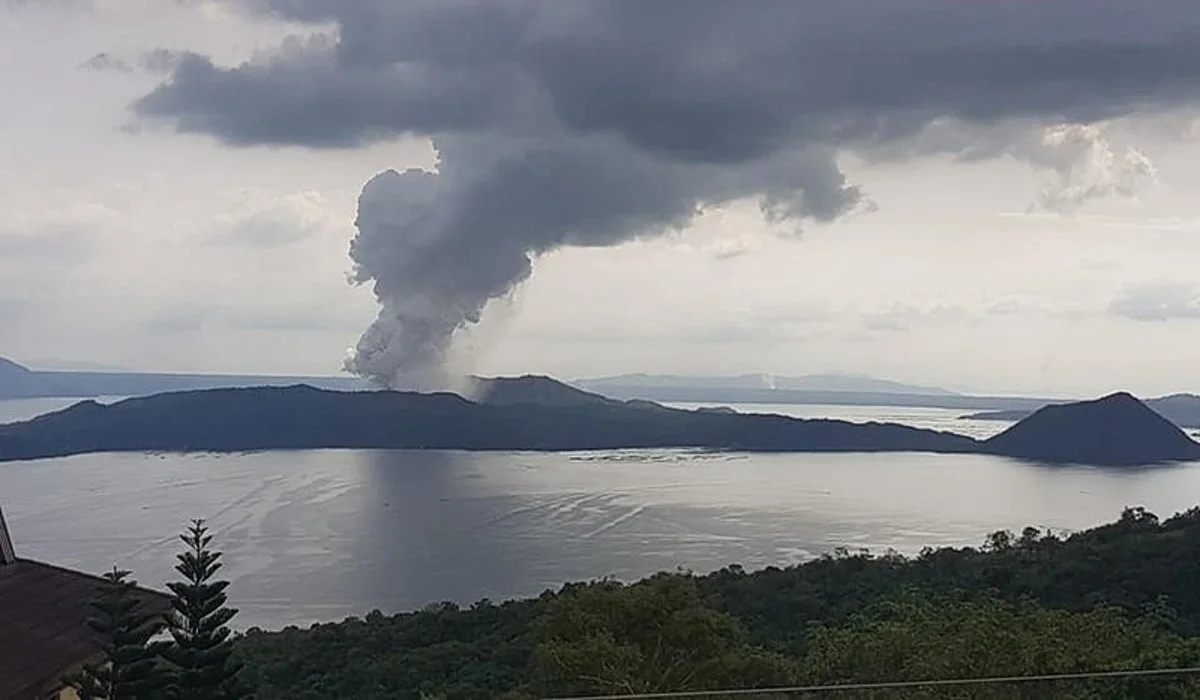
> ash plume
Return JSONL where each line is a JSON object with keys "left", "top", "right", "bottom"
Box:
{"left": 132, "top": 0, "right": 1200, "bottom": 387}
{"left": 345, "top": 136, "right": 858, "bottom": 387}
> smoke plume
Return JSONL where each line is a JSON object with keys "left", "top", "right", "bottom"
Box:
{"left": 345, "top": 136, "right": 859, "bottom": 386}
{"left": 133, "top": 0, "right": 1200, "bottom": 387}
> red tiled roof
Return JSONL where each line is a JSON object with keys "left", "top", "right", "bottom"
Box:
{"left": 0, "top": 559, "right": 171, "bottom": 700}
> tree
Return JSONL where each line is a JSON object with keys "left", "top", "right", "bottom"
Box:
{"left": 531, "top": 574, "right": 797, "bottom": 697}
{"left": 70, "top": 567, "right": 168, "bottom": 700}
{"left": 161, "top": 519, "right": 245, "bottom": 700}
{"left": 983, "top": 529, "right": 1015, "bottom": 552}
{"left": 799, "top": 595, "right": 1200, "bottom": 698}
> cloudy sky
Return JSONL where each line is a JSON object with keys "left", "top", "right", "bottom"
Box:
{"left": 4, "top": 1, "right": 1200, "bottom": 397}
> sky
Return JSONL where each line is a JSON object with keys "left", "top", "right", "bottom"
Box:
{"left": 3, "top": 1, "right": 1200, "bottom": 397}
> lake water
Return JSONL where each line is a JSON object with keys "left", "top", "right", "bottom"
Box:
{"left": 2, "top": 397, "right": 1199, "bottom": 630}
{"left": 666, "top": 402, "right": 1013, "bottom": 440}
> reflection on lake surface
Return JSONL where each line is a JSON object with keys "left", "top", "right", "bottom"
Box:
{"left": 4, "top": 447, "right": 1200, "bottom": 630}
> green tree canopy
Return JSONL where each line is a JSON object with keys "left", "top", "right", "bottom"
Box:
{"left": 70, "top": 567, "right": 168, "bottom": 700}
{"left": 161, "top": 519, "right": 245, "bottom": 700}
{"left": 799, "top": 595, "right": 1200, "bottom": 698}
{"left": 532, "top": 574, "right": 798, "bottom": 697}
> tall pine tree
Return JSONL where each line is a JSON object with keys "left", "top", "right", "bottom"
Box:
{"left": 70, "top": 567, "right": 168, "bottom": 700}
{"left": 161, "top": 519, "right": 245, "bottom": 700}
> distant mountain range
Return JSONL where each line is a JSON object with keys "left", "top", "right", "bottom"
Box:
{"left": 0, "top": 379, "right": 976, "bottom": 463}
{"left": 2, "top": 361, "right": 967, "bottom": 404}
{"left": 574, "top": 374, "right": 1200, "bottom": 427}
{"left": 576, "top": 373, "right": 961, "bottom": 396}
{"left": 0, "top": 358, "right": 1011, "bottom": 408}
{"left": 0, "top": 356, "right": 365, "bottom": 399}
{"left": 1, "top": 376, "right": 1196, "bottom": 466}
{"left": 7, "top": 357, "right": 1200, "bottom": 436}
{"left": 573, "top": 373, "right": 1055, "bottom": 412}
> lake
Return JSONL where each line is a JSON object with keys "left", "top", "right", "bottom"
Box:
{"left": 667, "top": 401, "right": 1012, "bottom": 440}
{"left": 2, "top": 397, "right": 1199, "bottom": 630}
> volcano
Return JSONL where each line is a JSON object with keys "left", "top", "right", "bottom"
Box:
{"left": 984, "top": 392, "right": 1200, "bottom": 466}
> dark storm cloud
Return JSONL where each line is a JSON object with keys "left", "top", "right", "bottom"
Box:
{"left": 138, "top": 0, "right": 1200, "bottom": 154}
{"left": 131, "top": 0, "right": 1200, "bottom": 387}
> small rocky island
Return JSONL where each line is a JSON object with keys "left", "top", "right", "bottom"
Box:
{"left": 981, "top": 392, "right": 1200, "bottom": 466}
{"left": 0, "top": 378, "right": 1196, "bottom": 467}
{"left": 963, "top": 393, "right": 1200, "bottom": 430}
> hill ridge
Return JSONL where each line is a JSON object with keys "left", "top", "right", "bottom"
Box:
{"left": 0, "top": 382, "right": 977, "bottom": 463}
{"left": 576, "top": 372, "right": 960, "bottom": 396}
{"left": 1, "top": 382, "right": 1197, "bottom": 467}
{"left": 983, "top": 392, "right": 1200, "bottom": 466}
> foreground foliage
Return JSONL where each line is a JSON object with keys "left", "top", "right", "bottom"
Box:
{"left": 799, "top": 596, "right": 1200, "bottom": 698}
{"left": 73, "top": 521, "right": 246, "bottom": 700}
{"left": 71, "top": 567, "right": 169, "bottom": 700}
{"left": 234, "top": 506, "right": 1200, "bottom": 699}
{"left": 162, "top": 519, "right": 246, "bottom": 700}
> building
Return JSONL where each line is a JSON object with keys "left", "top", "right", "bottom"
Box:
{"left": 0, "top": 507, "right": 172, "bottom": 700}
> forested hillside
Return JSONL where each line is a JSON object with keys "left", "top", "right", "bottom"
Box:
{"left": 235, "top": 506, "right": 1200, "bottom": 699}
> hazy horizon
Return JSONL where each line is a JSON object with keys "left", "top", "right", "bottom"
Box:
{"left": 0, "top": 355, "right": 1136, "bottom": 400}
{"left": 4, "top": 359, "right": 1190, "bottom": 400}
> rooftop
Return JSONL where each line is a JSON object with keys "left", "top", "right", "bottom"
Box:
{"left": 0, "top": 508, "right": 171, "bottom": 699}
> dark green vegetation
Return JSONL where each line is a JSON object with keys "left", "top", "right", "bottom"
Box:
{"left": 3, "top": 381, "right": 1199, "bottom": 465}
{"left": 161, "top": 520, "right": 246, "bottom": 700}
{"left": 71, "top": 568, "right": 169, "bottom": 700}
{"left": 232, "top": 507, "right": 1200, "bottom": 698}
{"left": 75, "top": 520, "right": 247, "bottom": 700}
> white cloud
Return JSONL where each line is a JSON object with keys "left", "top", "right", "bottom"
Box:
{"left": 1025, "top": 124, "right": 1158, "bottom": 212}
{"left": 1110, "top": 283, "right": 1200, "bottom": 322}
{"left": 209, "top": 190, "right": 332, "bottom": 247}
